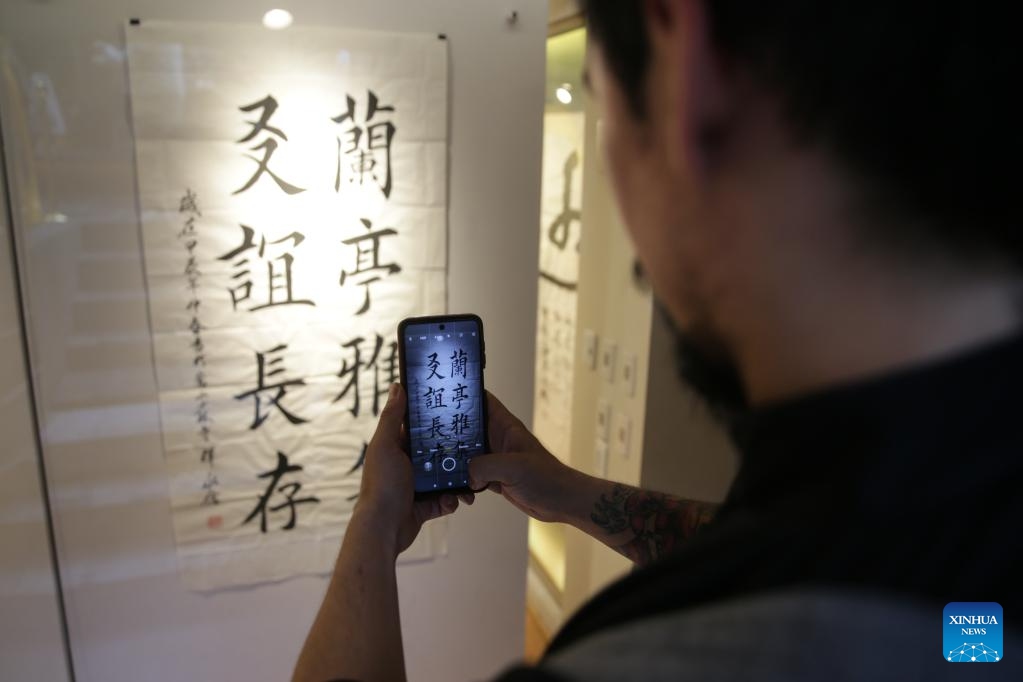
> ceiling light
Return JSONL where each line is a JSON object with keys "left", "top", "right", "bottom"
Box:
{"left": 263, "top": 9, "right": 293, "bottom": 30}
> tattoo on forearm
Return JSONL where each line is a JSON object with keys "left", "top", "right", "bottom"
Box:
{"left": 590, "top": 483, "right": 717, "bottom": 565}
{"left": 590, "top": 484, "right": 631, "bottom": 534}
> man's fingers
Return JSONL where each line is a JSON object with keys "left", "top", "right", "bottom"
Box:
{"left": 458, "top": 492, "right": 475, "bottom": 506}
{"left": 414, "top": 494, "right": 459, "bottom": 525}
{"left": 486, "top": 391, "right": 527, "bottom": 451}
{"left": 437, "top": 494, "right": 458, "bottom": 516}
{"left": 485, "top": 390, "right": 515, "bottom": 424}
{"left": 486, "top": 391, "right": 541, "bottom": 454}
{"left": 468, "top": 452, "right": 520, "bottom": 491}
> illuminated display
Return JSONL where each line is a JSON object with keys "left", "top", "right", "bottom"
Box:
{"left": 127, "top": 21, "right": 449, "bottom": 588}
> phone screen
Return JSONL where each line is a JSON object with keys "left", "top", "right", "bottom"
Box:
{"left": 399, "top": 316, "right": 487, "bottom": 493}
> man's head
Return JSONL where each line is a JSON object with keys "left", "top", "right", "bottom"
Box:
{"left": 582, "top": 0, "right": 1018, "bottom": 411}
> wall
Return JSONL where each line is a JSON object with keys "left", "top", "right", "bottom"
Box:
{"left": 528, "top": 25, "right": 587, "bottom": 604}
{"left": 0, "top": 1, "right": 544, "bottom": 680}
{"left": 560, "top": 106, "right": 654, "bottom": 614}
{"left": 548, "top": 0, "right": 579, "bottom": 25}
{"left": 0, "top": 94, "right": 71, "bottom": 682}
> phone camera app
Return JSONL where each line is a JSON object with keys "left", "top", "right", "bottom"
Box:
{"left": 403, "top": 317, "right": 485, "bottom": 493}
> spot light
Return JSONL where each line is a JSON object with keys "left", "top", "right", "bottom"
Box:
{"left": 262, "top": 9, "right": 293, "bottom": 30}
{"left": 555, "top": 83, "right": 573, "bottom": 105}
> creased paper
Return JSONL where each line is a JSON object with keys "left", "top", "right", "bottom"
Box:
{"left": 127, "top": 21, "right": 449, "bottom": 589}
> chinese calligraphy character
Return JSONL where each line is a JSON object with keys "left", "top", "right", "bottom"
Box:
{"left": 184, "top": 253, "right": 201, "bottom": 284}
{"left": 539, "top": 150, "right": 582, "bottom": 292}
{"left": 339, "top": 218, "right": 401, "bottom": 315}
{"left": 333, "top": 334, "right": 398, "bottom": 417}
{"left": 194, "top": 400, "right": 211, "bottom": 427}
{"left": 233, "top": 95, "right": 306, "bottom": 196}
{"left": 201, "top": 471, "right": 219, "bottom": 506}
{"left": 451, "top": 412, "right": 471, "bottom": 436}
{"left": 450, "top": 348, "right": 468, "bottom": 379}
{"left": 242, "top": 452, "right": 320, "bottom": 533}
{"left": 179, "top": 188, "right": 202, "bottom": 216}
{"left": 218, "top": 225, "right": 315, "bottom": 311}
{"left": 425, "top": 352, "right": 444, "bottom": 380}
{"left": 423, "top": 386, "right": 446, "bottom": 409}
{"left": 429, "top": 415, "right": 448, "bottom": 439}
{"left": 332, "top": 90, "right": 396, "bottom": 198}
{"left": 452, "top": 383, "right": 469, "bottom": 409}
{"left": 547, "top": 150, "right": 581, "bottom": 251}
{"left": 234, "top": 344, "right": 309, "bottom": 429}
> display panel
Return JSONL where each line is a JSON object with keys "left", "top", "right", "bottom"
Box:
{"left": 400, "top": 316, "right": 486, "bottom": 492}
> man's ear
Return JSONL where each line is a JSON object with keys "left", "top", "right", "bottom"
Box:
{"left": 642, "top": 0, "right": 731, "bottom": 183}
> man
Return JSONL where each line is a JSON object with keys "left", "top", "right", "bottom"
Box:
{"left": 294, "top": 1, "right": 1021, "bottom": 680}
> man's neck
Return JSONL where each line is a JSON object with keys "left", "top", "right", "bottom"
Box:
{"left": 734, "top": 265, "right": 1021, "bottom": 407}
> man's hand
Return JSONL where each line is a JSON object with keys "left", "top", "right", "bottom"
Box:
{"left": 355, "top": 383, "right": 474, "bottom": 557}
{"left": 468, "top": 391, "right": 583, "bottom": 523}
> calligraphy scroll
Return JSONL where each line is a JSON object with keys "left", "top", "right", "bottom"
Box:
{"left": 127, "top": 21, "right": 448, "bottom": 588}
{"left": 534, "top": 111, "right": 584, "bottom": 460}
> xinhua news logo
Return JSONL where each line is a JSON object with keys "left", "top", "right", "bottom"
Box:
{"left": 944, "top": 602, "right": 1002, "bottom": 662}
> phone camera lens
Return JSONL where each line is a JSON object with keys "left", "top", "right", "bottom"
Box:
{"left": 439, "top": 324, "right": 445, "bottom": 330}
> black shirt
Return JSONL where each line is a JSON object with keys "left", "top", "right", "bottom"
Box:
{"left": 500, "top": 334, "right": 1023, "bottom": 678}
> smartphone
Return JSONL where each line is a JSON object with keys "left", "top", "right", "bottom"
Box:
{"left": 397, "top": 314, "right": 488, "bottom": 494}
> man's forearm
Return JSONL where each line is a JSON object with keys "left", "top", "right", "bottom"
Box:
{"left": 293, "top": 513, "right": 405, "bottom": 682}
{"left": 557, "top": 470, "right": 718, "bottom": 566}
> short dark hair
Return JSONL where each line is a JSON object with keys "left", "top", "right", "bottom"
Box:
{"left": 581, "top": 1, "right": 1018, "bottom": 267}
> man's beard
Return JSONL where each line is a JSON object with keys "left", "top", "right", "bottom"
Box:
{"left": 655, "top": 301, "right": 749, "bottom": 422}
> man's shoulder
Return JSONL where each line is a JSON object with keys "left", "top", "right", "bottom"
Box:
{"left": 497, "top": 589, "right": 1021, "bottom": 682}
